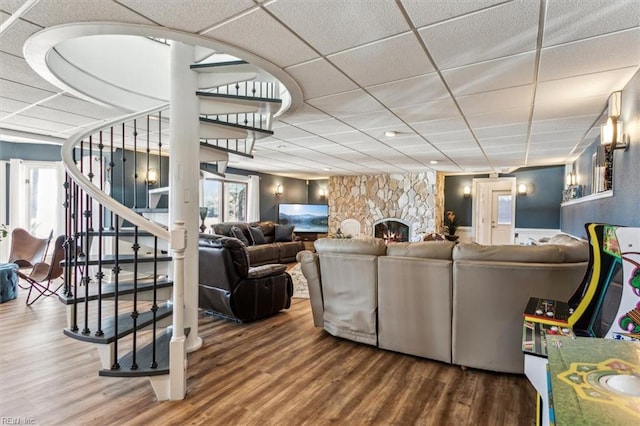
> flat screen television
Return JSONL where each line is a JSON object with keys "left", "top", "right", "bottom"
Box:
{"left": 278, "top": 203, "right": 329, "bottom": 233}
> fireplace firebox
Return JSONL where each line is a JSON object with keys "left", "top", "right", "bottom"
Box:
{"left": 373, "top": 219, "right": 411, "bottom": 243}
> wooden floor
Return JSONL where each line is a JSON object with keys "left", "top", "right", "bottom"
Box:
{"left": 0, "top": 286, "right": 535, "bottom": 425}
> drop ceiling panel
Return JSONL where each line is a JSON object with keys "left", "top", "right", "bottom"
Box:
{"left": 22, "top": 0, "right": 156, "bottom": 27}
{"left": 474, "top": 122, "right": 529, "bottom": 138}
{"left": 419, "top": 1, "right": 540, "bottom": 70}
{"left": 267, "top": 0, "right": 408, "bottom": 55}
{"left": 366, "top": 73, "right": 449, "bottom": 109}
{"left": 20, "top": 105, "right": 100, "bottom": 127}
{"left": 285, "top": 59, "right": 358, "bottom": 99}
{"left": 532, "top": 95, "right": 606, "bottom": 121}
{"left": 361, "top": 124, "right": 418, "bottom": 140}
{"left": 119, "top": 0, "right": 254, "bottom": 33}
{"left": 530, "top": 128, "right": 585, "bottom": 144}
{"left": 457, "top": 85, "right": 533, "bottom": 115}
{"left": 543, "top": 0, "right": 640, "bottom": 47}
{"left": 0, "top": 53, "right": 60, "bottom": 92}
{"left": 307, "top": 89, "right": 384, "bottom": 117}
{"left": 288, "top": 136, "right": 337, "bottom": 149}
{"left": 410, "top": 117, "right": 469, "bottom": 135}
{"left": 271, "top": 125, "right": 314, "bottom": 140}
{"left": 466, "top": 107, "right": 531, "bottom": 128}
{"left": 277, "top": 104, "right": 330, "bottom": 125}
{"left": 1, "top": 114, "right": 76, "bottom": 133}
{"left": 530, "top": 115, "right": 598, "bottom": 134}
{"left": 205, "top": 9, "right": 319, "bottom": 68}
{"left": 339, "top": 110, "right": 405, "bottom": 130}
{"left": 442, "top": 52, "right": 535, "bottom": 96}
{"left": 478, "top": 134, "right": 528, "bottom": 147}
{"left": 41, "top": 95, "right": 125, "bottom": 119}
{"left": 0, "top": 16, "right": 42, "bottom": 58}
{"left": 538, "top": 29, "right": 640, "bottom": 82}
{"left": 392, "top": 97, "right": 460, "bottom": 123}
{"left": 0, "top": 97, "right": 30, "bottom": 113}
{"left": 323, "top": 131, "right": 378, "bottom": 144}
{"left": 401, "top": 0, "right": 505, "bottom": 28}
{"left": 329, "top": 32, "right": 434, "bottom": 87}
{"left": 295, "top": 118, "right": 355, "bottom": 135}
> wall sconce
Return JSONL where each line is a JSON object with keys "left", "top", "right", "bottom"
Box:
{"left": 319, "top": 187, "right": 326, "bottom": 199}
{"left": 600, "top": 91, "right": 628, "bottom": 151}
{"left": 517, "top": 183, "right": 528, "bottom": 196}
{"left": 463, "top": 186, "right": 471, "bottom": 198}
{"left": 275, "top": 184, "right": 283, "bottom": 196}
{"left": 146, "top": 168, "right": 158, "bottom": 185}
{"left": 566, "top": 171, "right": 577, "bottom": 187}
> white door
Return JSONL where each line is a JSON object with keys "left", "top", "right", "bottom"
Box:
{"left": 472, "top": 177, "right": 516, "bottom": 245}
{"left": 491, "top": 190, "right": 513, "bottom": 245}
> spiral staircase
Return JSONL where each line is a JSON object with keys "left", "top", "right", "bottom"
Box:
{"left": 54, "top": 43, "right": 285, "bottom": 400}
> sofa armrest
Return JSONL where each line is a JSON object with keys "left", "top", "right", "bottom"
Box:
{"left": 297, "top": 250, "right": 324, "bottom": 327}
{"left": 247, "top": 264, "right": 287, "bottom": 279}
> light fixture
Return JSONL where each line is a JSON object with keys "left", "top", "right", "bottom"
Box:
{"left": 566, "top": 171, "right": 577, "bottom": 187}
{"left": 319, "top": 187, "right": 326, "bottom": 199}
{"left": 517, "top": 183, "right": 528, "bottom": 196}
{"left": 384, "top": 131, "right": 397, "bottom": 137}
{"left": 430, "top": 160, "right": 439, "bottom": 165}
{"left": 600, "top": 91, "right": 628, "bottom": 151}
{"left": 146, "top": 168, "right": 158, "bottom": 185}
{"left": 275, "top": 184, "right": 283, "bottom": 196}
{"left": 463, "top": 186, "right": 471, "bottom": 198}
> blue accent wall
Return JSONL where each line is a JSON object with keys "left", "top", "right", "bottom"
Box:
{"left": 561, "top": 70, "right": 640, "bottom": 239}
{"left": 444, "top": 165, "right": 564, "bottom": 229}
{"left": 0, "top": 141, "right": 62, "bottom": 161}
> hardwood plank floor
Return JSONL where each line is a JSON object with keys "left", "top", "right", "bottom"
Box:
{"left": 0, "top": 285, "right": 535, "bottom": 425}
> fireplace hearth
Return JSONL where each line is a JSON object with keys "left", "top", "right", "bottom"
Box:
{"left": 373, "top": 219, "right": 411, "bottom": 243}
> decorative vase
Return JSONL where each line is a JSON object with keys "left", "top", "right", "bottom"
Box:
{"left": 199, "top": 207, "right": 208, "bottom": 233}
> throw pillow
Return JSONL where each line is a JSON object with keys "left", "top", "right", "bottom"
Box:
{"left": 274, "top": 224, "right": 294, "bottom": 242}
{"left": 230, "top": 226, "right": 250, "bottom": 246}
{"left": 249, "top": 226, "right": 267, "bottom": 245}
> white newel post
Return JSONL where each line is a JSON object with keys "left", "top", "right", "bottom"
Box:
{"left": 169, "top": 221, "right": 186, "bottom": 400}
{"left": 169, "top": 41, "right": 202, "bottom": 353}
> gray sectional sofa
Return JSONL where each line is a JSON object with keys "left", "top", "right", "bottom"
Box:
{"left": 212, "top": 221, "right": 305, "bottom": 266}
{"left": 297, "top": 234, "right": 589, "bottom": 374}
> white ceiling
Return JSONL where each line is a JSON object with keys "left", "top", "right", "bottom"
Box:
{"left": 0, "top": 0, "right": 639, "bottom": 179}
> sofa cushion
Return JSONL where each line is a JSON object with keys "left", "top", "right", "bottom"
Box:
{"left": 249, "top": 226, "right": 267, "bottom": 245}
{"left": 542, "top": 234, "right": 589, "bottom": 263}
{"left": 199, "top": 235, "right": 250, "bottom": 276}
{"left": 275, "top": 224, "right": 294, "bottom": 242}
{"left": 386, "top": 241, "right": 455, "bottom": 260}
{"left": 315, "top": 237, "right": 387, "bottom": 256}
{"left": 230, "top": 226, "right": 251, "bottom": 246}
{"left": 247, "top": 244, "right": 277, "bottom": 266}
{"left": 453, "top": 243, "right": 566, "bottom": 263}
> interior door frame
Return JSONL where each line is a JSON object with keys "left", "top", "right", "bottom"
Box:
{"left": 472, "top": 177, "right": 516, "bottom": 244}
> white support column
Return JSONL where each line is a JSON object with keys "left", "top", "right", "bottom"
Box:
{"left": 169, "top": 41, "right": 202, "bottom": 353}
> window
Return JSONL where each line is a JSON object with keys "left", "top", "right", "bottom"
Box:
{"left": 496, "top": 194, "right": 513, "bottom": 225}
{"left": 201, "top": 179, "right": 247, "bottom": 227}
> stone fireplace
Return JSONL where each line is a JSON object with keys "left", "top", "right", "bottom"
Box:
{"left": 373, "top": 218, "right": 411, "bottom": 243}
{"left": 328, "top": 172, "right": 443, "bottom": 241}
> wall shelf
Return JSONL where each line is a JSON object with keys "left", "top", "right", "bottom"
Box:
{"left": 561, "top": 190, "right": 613, "bottom": 207}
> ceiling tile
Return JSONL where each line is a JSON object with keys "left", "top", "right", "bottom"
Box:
{"left": 0, "top": 16, "right": 43, "bottom": 58}
{"left": 307, "top": 89, "right": 384, "bottom": 117}
{"left": 119, "top": 0, "right": 254, "bottom": 33}
{"left": 0, "top": 97, "right": 30, "bottom": 113}
{"left": 410, "top": 117, "right": 468, "bottom": 135}
{"left": 479, "top": 134, "right": 528, "bottom": 147}
{"left": 543, "top": 0, "right": 640, "bottom": 47}
{"left": 392, "top": 97, "right": 460, "bottom": 123}
{"left": 340, "top": 110, "right": 405, "bottom": 130}
{"left": 267, "top": 0, "right": 409, "bottom": 55}
{"left": 205, "top": 9, "right": 319, "bottom": 68}
{"left": 419, "top": 0, "right": 540, "bottom": 70}
{"left": 474, "top": 122, "right": 529, "bottom": 138}
{"left": 2, "top": 114, "right": 76, "bottom": 133}
{"left": 401, "top": 0, "right": 505, "bottom": 27}
{"left": 21, "top": 0, "right": 156, "bottom": 27}
{"left": 295, "top": 118, "right": 354, "bottom": 135}
{"left": 277, "top": 103, "right": 331, "bottom": 125}
{"left": 366, "top": 73, "right": 449, "bottom": 109}
{"left": 329, "top": 32, "right": 434, "bottom": 87}
{"left": 538, "top": 28, "right": 640, "bottom": 82}
{"left": 466, "top": 107, "right": 531, "bottom": 128}
{"left": 285, "top": 58, "right": 357, "bottom": 99}
{"left": 442, "top": 52, "right": 535, "bottom": 96}
{"left": 457, "top": 85, "right": 533, "bottom": 115}
{"left": 532, "top": 95, "right": 606, "bottom": 121}
{"left": 0, "top": 52, "right": 60, "bottom": 92}
{"left": 323, "top": 131, "right": 378, "bottom": 144}
{"left": 530, "top": 115, "right": 599, "bottom": 134}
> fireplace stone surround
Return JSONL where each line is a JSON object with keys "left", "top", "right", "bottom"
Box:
{"left": 328, "top": 172, "right": 443, "bottom": 242}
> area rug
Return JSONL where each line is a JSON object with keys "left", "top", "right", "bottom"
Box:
{"left": 288, "top": 263, "right": 309, "bottom": 299}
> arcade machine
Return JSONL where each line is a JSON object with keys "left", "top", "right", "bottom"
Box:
{"left": 522, "top": 224, "right": 640, "bottom": 425}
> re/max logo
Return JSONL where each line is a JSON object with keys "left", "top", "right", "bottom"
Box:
{"left": 1, "top": 418, "right": 35, "bottom": 425}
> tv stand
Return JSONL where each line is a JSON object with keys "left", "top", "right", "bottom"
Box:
{"left": 296, "top": 232, "right": 327, "bottom": 251}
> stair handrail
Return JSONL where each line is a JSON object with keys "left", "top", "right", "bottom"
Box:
{"left": 61, "top": 103, "right": 171, "bottom": 241}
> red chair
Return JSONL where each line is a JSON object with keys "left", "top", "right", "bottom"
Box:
{"left": 17, "top": 235, "right": 65, "bottom": 306}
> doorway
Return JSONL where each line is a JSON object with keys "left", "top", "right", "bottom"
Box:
{"left": 472, "top": 177, "right": 516, "bottom": 245}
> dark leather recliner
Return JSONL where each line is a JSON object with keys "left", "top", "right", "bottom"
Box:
{"left": 198, "top": 234, "right": 293, "bottom": 322}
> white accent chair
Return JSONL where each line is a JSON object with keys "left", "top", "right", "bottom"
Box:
{"left": 340, "top": 218, "right": 361, "bottom": 238}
